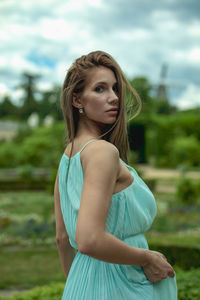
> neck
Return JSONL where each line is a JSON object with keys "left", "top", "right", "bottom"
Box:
{"left": 75, "top": 118, "right": 107, "bottom": 139}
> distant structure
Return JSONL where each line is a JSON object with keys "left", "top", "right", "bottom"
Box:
{"left": 0, "top": 120, "right": 19, "bottom": 141}
{"left": 27, "top": 112, "right": 39, "bottom": 128}
{"left": 156, "top": 63, "right": 168, "bottom": 101}
{"left": 43, "top": 115, "right": 54, "bottom": 127}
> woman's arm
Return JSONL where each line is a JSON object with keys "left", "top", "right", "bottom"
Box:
{"left": 54, "top": 170, "right": 75, "bottom": 279}
{"left": 75, "top": 141, "right": 174, "bottom": 282}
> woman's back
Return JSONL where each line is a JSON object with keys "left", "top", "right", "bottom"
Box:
{"left": 58, "top": 139, "right": 177, "bottom": 300}
{"left": 55, "top": 50, "right": 177, "bottom": 300}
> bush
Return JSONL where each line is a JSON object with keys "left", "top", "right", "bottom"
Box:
{"left": 176, "top": 177, "right": 199, "bottom": 206}
{"left": 169, "top": 135, "right": 200, "bottom": 168}
{"left": 0, "top": 141, "right": 20, "bottom": 168}
{"left": 18, "top": 123, "right": 64, "bottom": 168}
{"left": 0, "top": 269, "right": 200, "bottom": 300}
{"left": 0, "top": 122, "right": 65, "bottom": 168}
{"left": 0, "top": 179, "right": 50, "bottom": 191}
{"left": 149, "top": 243, "right": 200, "bottom": 270}
{"left": 0, "top": 282, "right": 64, "bottom": 300}
{"left": 176, "top": 267, "right": 200, "bottom": 300}
{"left": 133, "top": 112, "right": 200, "bottom": 168}
{"left": 17, "top": 165, "right": 34, "bottom": 180}
{"left": 150, "top": 215, "right": 174, "bottom": 232}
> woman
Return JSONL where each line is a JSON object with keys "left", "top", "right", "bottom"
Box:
{"left": 54, "top": 51, "right": 177, "bottom": 299}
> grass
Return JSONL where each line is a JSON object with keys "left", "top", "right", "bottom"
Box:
{"left": 0, "top": 191, "right": 64, "bottom": 291}
{"left": 0, "top": 191, "right": 53, "bottom": 222}
{"left": 0, "top": 246, "right": 65, "bottom": 290}
{"left": 146, "top": 230, "right": 200, "bottom": 248}
{"left": 1, "top": 185, "right": 200, "bottom": 291}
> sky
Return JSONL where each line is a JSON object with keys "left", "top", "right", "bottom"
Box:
{"left": 0, "top": 0, "right": 200, "bottom": 110}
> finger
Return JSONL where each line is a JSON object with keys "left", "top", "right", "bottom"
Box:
{"left": 154, "top": 272, "right": 159, "bottom": 275}
{"left": 168, "top": 270, "right": 175, "bottom": 277}
{"left": 161, "top": 274, "right": 168, "bottom": 279}
{"left": 161, "top": 253, "right": 167, "bottom": 261}
{"left": 147, "top": 273, "right": 163, "bottom": 283}
{"left": 152, "top": 276, "right": 163, "bottom": 283}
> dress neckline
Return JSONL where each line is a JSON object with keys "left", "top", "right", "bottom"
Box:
{"left": 64, "top": 138, "right": 99, "bottom": 159}
{"left": 62, "top": 152, "right": 138, "bottom": 197}
{"left": 63, "top": 151, "right": 81, "bottom": 160}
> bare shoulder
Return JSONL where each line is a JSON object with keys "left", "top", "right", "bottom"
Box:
{"left": 81, "top": 140, "right": 119, "bottom": 171}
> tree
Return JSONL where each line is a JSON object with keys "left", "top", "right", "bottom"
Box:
{"left": 130, "top": 77, "right": 157, "bottom": 115}
{"left": 130, "top": 77, "right": 152, "bottom": 102}
{"left": 18, "top": 72, "right": 40, "bottom": 119}
{"left": 130, "top": 76, "right": 177, "bottom": 115}
{"left": 155, "top": 99, "right": 177, "bottom": 115}
{"left": 38, "top": 85, "right": 62, "bottom": 121}
{"left": 0, "top": 95, "right": 19, "bottom": 119}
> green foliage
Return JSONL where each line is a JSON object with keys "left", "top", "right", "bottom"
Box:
{"left": 155, "top": 99, "right": 176, "bottom": 114}
{"left": 130, "top": 77, "right": 152, "bottom": 102}
{"left": 150, "top": 244, "right": 200, "bottom": 270}
{"left": 176, "top": 267, "right": 200, "bottom": 300}
{"left": 17, "top": 165, "right": 34, "bottom": 180}
{"left": 147, "top": 231, "right": 200, "bottom": 249}
{"left": 0, "top": 96, "right": 20, "bottom": 120}
{"left": 0, "top": 179, "right": 50, "bottom": 191}
{"left": 150, "top": 207, "right": 200, "bottom": 233}
{"left": 1, "top": 270, "right": 200, "bottom": 300}
{"left": 13, "top": 127, "right": 33, "bottom": 144}
{"left": 176, "top": 177, "right": 200, "bottom": 205}
{"left": 0, "top": 191, "right": 55, "bottom": 247}
{"left": 134, "top": 113, "right": 200, "bottom": 168}
{"left": 0, "top": 247, "right": 63, "bottom": 289}
{"left": 128, "top": 150, "right": 139, "bottom": 165}
{"left": 16, "top": 73, "right": 38, "bottom": 119}
{"left": 0, "top": 141, "right": 19, "bottom": 168}
{"left": 151, "top": 215, "right": 174, "bottom": 232}
{"left": 0, "top": 122, "right": 65, "bottom": 168}
{"left": 0, "top": 283, "right": 64, "bottom": 300}
{"left": 0, "top": 70, "right": 62, "bottom": 121}
{"left": 169, "top": 135, "right": 200, "bottom": 168}
{"left": 3, "top": 283, "right": 64, "bottom": 300}
{"left": 18, "top": 123, "right": 65, "bottom": 167}
{"left": 37, "top": 85, "right": 62, "bottom": 121}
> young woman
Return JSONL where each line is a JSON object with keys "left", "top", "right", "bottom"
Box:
{"left": 54, "top": 51, "right": 177, "bottom": 299}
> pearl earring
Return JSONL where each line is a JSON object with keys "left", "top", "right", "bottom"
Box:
{"left": 79, "top": 108, "right": 83, "bottom": 114}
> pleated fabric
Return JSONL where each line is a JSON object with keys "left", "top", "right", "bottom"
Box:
{"left": 58, "top": 139, "right": 177, "bottom": 299}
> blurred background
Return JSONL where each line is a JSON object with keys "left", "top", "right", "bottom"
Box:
{"left": 0, "top": 0, "right": 200, "bottom": 299}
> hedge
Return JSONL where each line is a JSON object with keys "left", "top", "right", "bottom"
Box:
{"left": 0, "top": 268, "right": 200, "bottom": 300}
{"left": 149, "top": 243, "right": 200, "bottom": 270}
{"left": 176, "top": 267, "right": 200, "bottom": 300}
{"left": 0, "top": 283, "right": 64, "bottom": 300}
{"left": 0, "top": 179, "right": 50, "bottom": 191}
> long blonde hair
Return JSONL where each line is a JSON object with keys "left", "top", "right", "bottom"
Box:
{"left": 61, "top": 51, "right": 142, "bottom": 170}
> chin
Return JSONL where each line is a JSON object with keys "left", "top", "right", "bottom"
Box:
{"left": 93, "top": 117, "right": 117, "bottom": 127}
{"left": 106, "top": 118, "right": 117, "bottom": 124}
{"left": 101, "top": 119, "right": 116, "bottom": 125}
{"left": 107, "top": 120, "right": 116, "bottom": 124}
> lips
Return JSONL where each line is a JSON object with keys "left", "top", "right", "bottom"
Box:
{"left": 106, "top": 108, "right": 119, "bottom": 112}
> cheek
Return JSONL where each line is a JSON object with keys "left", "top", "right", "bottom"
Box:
{"left": 91, "top": 99, "right": 104, "bottom": 110}
{"left": 84, "top": 94, "right": 105, "bottom": 111}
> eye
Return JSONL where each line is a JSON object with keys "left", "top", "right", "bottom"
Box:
{"left": 113, "top": 83, "right": 119, "bottom": 95}
{"left": 95, "top": 86, "right": 104, "bottom": 93}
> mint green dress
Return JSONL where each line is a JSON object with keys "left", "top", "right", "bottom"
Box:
{"left": 58, "top": 139, "right": 177, "bottom": 300}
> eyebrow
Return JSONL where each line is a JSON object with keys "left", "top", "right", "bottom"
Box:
{"left": 94, "top": 81, "right": 117, "bottom": 86}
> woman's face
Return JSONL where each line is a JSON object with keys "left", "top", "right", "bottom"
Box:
{"left": 78, "top": 66, "right": 119, "bottom": 125}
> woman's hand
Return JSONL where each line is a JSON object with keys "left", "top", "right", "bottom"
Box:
{"left": 142, "top": 250, "right": 175, "bottom": 283}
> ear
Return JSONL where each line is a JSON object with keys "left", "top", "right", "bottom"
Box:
{"left": 72, "top": 93, "right": 82, "bottom": 109}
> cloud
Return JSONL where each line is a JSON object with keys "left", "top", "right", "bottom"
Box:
{"left": 0, "top": 0, "right": 199, "bottom": 110}
{"left": 175, "top": 84, "right": 200, "bottom": 110}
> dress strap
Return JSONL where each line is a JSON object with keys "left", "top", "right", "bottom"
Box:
{"left": 79, "top": 139, "right": 99, "bottom": 153}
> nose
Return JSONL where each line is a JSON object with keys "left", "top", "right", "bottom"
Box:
{"left": 108, "top": 89, "right": 119, "bottom": 105}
